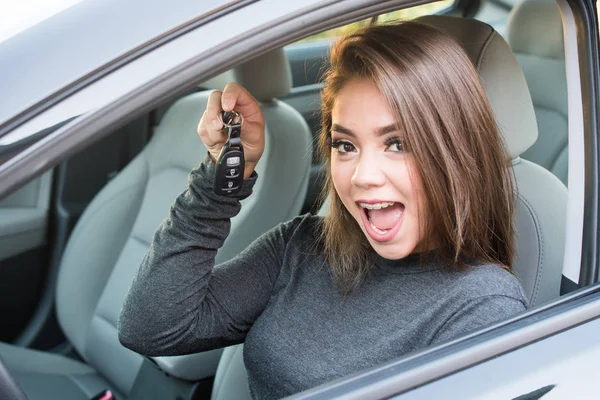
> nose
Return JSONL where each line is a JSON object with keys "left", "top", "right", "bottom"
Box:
{"left": 351, "top": 153, "right": 386, "bottom": 189}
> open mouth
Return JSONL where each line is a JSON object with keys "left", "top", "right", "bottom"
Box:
{"left": 358, "top": 201, "right": 405, "bottom": 242}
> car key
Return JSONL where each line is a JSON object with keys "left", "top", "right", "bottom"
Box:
{"left": 214, "top": 110, "right": 245, "bottom": 196}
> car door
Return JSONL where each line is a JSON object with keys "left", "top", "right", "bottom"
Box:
{"left": 0, "top": 117, "right": 149, "bottom": 348}
{"left": 0, "top": 170, "right": 51, "bottom": 343}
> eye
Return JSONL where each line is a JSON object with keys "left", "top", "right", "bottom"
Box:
{"left": 385, "top": 137, "right": 406, "bottom": 153}
{"left": 330, "top": 139, "right": 356, "bottom": 154}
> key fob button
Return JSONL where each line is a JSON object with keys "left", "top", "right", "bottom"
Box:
{"left": 223, "top": 181, "right": 239, "bottom": 191}
{"left": 226, "top": 156, "right": 240, "bottom": 166}
{"left": 227, "top": 168, "right": 239, "bottom": 178}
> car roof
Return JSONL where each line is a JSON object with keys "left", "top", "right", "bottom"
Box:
{"left": 0, "top": 0, "right": 228, "bottom": 132}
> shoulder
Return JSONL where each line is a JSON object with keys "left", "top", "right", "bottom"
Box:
{"left": 273, "top": 213, "right": 324, "bottom": 247}
{"left": 429, "top": 264, "right": 528, "bottom": 344}
{"left": 281, "top": 213, "right": 323, "bottom": 229}
{"left": 279, "top": 213, "right": 323, "bottom": 237}
{"left": 447, "top": 264, "right": 529, "bottom": 307}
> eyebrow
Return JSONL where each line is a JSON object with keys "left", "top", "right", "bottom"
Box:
{"left": 331, "top": 123, "right": 399, "bottom": 137}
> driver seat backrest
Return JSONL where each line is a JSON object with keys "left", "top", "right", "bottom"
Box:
{"left": 211, "top": 15, "right": 568, "bottom": 400}
{"left": 0, "top": 48, "right": 312, "bottom": 400}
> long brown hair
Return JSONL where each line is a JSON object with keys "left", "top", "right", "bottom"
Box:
{"left": 318, "top": 20, "right": 515, "bottom": 293}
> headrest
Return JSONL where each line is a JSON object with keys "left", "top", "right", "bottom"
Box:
{"left": 416, "top": 15, "right": 538, "bottom": 158}
{"left": 507, "top": 0, "right": 564, "bottom": 60}
{"left": 201, "top": 48, "right": 292, "bottom": 102}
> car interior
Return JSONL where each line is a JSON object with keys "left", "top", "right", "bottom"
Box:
{"left": 0, "top": 0, "right": 574, "bottom": 398}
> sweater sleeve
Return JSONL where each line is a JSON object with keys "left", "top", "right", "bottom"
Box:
{"left": 118, "top": 155, "right": 288, "bottom": 356}
{"left": 429, "top": 295, "right": 527, "bottom": 345}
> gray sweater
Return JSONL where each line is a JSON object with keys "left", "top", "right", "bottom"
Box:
{"left": 119, "top": 156, "right": 528, "bottom": 399}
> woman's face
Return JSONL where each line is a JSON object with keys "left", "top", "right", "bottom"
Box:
{"left": 330, "top": 79, "right": 427, "bottom": 260}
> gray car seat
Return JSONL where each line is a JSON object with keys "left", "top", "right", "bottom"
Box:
{"left": 0, "top": 48, "right": 312, "bottom": 399}
{"left": 507, "top": 0, "right": 568, "bottom": 184}
{"left": 210, "top": 15, "right": 568, "bottom": 399}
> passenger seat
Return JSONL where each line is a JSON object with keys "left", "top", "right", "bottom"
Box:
{"left": 0, "top": 48, "right": 313, "bottom": 399}
{"left": 507, "top": 0, "right": 568, "bottom": 184}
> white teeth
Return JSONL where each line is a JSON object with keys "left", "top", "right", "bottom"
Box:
{"left": 358, "top": 201, "right": 395, "bottom": 210}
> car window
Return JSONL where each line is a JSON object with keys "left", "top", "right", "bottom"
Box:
{"left": 285, "top": 0, "right": 455, "bottom": 89}
{"left": 293, "top": 0, "right": 455, "bottom": 45}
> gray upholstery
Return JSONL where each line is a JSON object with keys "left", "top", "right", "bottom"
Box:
{"left": 418, "top": 15, "right": 538, "bottom": 159}
{"left": 508, "top": 0, "right": 568, "bottom": 184}
{"left": 512, "top": 159, "right": 567, "bottom": 304}
{"left": 0, "top": 342, "right": 122, "bottom": 400}
{"left": 212, "top": 15, "right": 568, "bottom": 400}
{"left": 507, "top": 0, "right": 564, "bottom": 59}
{"left": 202, "top": 48, "right": 293, "bottom": 102}
{"left": 0, "top": 49, "right": 312, "bottom": 399}
{"left": 212, "top": 345, "right": 251, "bottom": 400}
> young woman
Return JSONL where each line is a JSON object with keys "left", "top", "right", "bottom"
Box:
{"left": 119, "top": 20, "right": 527, "bottom": 399}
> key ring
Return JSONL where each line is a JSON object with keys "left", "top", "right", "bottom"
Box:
{"left": 218, "top": 110, "right": 243, "bottom": 129}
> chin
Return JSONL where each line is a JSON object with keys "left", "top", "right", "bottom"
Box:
{"left": 364, "top": 234, "right": 415, "bottom": 260}
{"left": 373, "top": 245, "right": 413, "bottom": 260}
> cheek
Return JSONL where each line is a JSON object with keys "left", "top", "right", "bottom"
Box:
{"left": 408, "top": 177, "right": 428, "bottom": 239}
{"left": 330, "top": 159, "right": 351, "bottom": 194}
{"left": 330, "top": 161, "right": 358, "bottom": 217}
{"left": 402, "top": 161, "right": 427, "bottom": 227}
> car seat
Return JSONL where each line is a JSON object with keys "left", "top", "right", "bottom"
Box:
{"left": 0, "top": 48, "right": 313, "bottom": 399}
{"left": 507, "top": 0, "right": 568, "bottom": 184}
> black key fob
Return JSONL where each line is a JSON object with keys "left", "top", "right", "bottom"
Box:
{"left": 214, "top": 111, "right": 244, "bottom": 196}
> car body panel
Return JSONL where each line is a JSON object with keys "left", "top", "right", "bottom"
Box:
{"left": 396, "top": 314, "right": 600, "bottom": 399}
{"left": 0, "top": 0, "right": 231, "bottom": 133}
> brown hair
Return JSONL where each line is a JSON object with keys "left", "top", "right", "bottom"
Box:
{"left": 317, "top": 20, "right": 515, "bottom": 293}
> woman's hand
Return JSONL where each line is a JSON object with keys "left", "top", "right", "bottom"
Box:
{"left": 197, "top": 82, "right": 265, "bottom": 180}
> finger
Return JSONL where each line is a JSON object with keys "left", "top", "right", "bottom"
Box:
{"left": 197, "top": 111, "right": 208, "bottom": 138}
{"left": 206, "top": 122, "right": 228, "bottom": 149}
{"left": 206, "top": 90, "right": 224, "bottom": 131}
{"left": 197, "top": 111, "right": 212, "bottom": 140}
{"left": 198, "top": 110, "right": 227, "bottom": 149}
{"left": 221, "top": 82, "right": 261, "bottom": 120}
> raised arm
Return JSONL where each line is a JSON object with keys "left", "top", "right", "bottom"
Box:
{"left": 118, "top": 83, "right": 280, "bottom": 356}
